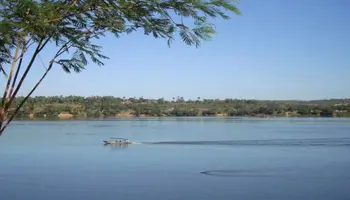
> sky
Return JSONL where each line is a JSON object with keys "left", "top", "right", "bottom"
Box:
{"left": 2, "top": 0, "right": 350, "bottom": 100}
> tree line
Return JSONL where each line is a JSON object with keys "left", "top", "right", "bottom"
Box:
{"left": 8, "top": 96, "right": 350, "bottom": 119}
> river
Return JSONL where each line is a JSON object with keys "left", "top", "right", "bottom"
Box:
{"left": 0, "top": 117, "right": 349, "bottom": 200}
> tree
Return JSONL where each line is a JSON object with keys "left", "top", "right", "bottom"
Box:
{"left": 320, "top": 107, "right": 334, "bottom": 117}
{"left": 0, "top": 0, "right": 241, "bottom": 136}
{"left": 296, "top": 105, "right": 310, "bottom": 116}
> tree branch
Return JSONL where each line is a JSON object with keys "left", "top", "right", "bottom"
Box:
{"left": 0, "top": 61, "right": 54, "bottom": 135}
{"left": 13, "top": 38, "right": 33, "bottom": 63}
{"left": 3, "top": 38, "right": 45, "bottom": 112}
{"left": 0, "top": 36, "right": 22, "bottom": 130}
{"left": 0, "top": 39, "right": 74, "bottom": 135}
{"left": 9, "top": 38, "right": 31, "bottom": 99}
{"left": 43, "top": 0, "right": 79, "bottom": 23}
{"left": 1, "top": 38, "right": 21, "bottom": 108}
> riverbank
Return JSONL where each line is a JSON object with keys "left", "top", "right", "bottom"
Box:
{"left": 7, "top": 96, "right": 350, "bottom": 120}
{"left": 12, "top": 113, "right": 350, "bottom": 121}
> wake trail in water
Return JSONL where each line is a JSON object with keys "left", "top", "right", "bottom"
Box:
{"left": 139, "top": 137, "right": 350, "bottom": 147}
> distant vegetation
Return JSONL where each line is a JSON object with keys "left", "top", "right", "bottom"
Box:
{"left": 8, "top": 96, "right": 350, "bottom": 119}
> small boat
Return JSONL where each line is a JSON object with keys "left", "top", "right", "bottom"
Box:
{"left": 103, "top": 137, "right": 133, "bottom": 145}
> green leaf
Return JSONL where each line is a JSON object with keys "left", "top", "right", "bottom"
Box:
{"left": 56, "top": 50, "right": 88, "bottom": 73}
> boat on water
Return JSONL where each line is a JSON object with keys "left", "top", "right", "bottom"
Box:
{"left": 103, "top": 137, "right": 133, "bottom": 145}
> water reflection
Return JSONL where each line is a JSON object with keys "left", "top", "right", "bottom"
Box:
{"left": 103, "top": 143, "right": 129, "bottom": 149}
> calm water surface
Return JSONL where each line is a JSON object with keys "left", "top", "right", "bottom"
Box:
{"left": 0, "top": 117, "right": 350, "bottom": 200}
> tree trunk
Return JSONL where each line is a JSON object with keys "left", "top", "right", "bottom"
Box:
{"left": 0, "top": 108, "right": 5, "bottom": 136}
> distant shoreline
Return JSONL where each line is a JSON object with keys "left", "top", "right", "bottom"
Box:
{"left": 7, "top": 96, "right": 350, "bottom": 120}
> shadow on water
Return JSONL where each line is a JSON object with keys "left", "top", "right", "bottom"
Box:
{"left": 141, "top": 137, "right": 350, "bottom": 147}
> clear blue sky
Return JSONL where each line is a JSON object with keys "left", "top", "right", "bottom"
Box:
{"left": 9, "top": 0, "right": 350, "bottom": 100}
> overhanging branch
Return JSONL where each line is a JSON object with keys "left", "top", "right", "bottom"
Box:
{"left": 0, "top": 39, "right": 74, "bottom": 135}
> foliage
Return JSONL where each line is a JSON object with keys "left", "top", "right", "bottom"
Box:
{"left": 0, "top": 0, "right": 241, "bottom": 135}
{"left": 7, "top": 96, "right": 350, "bottom": 119}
